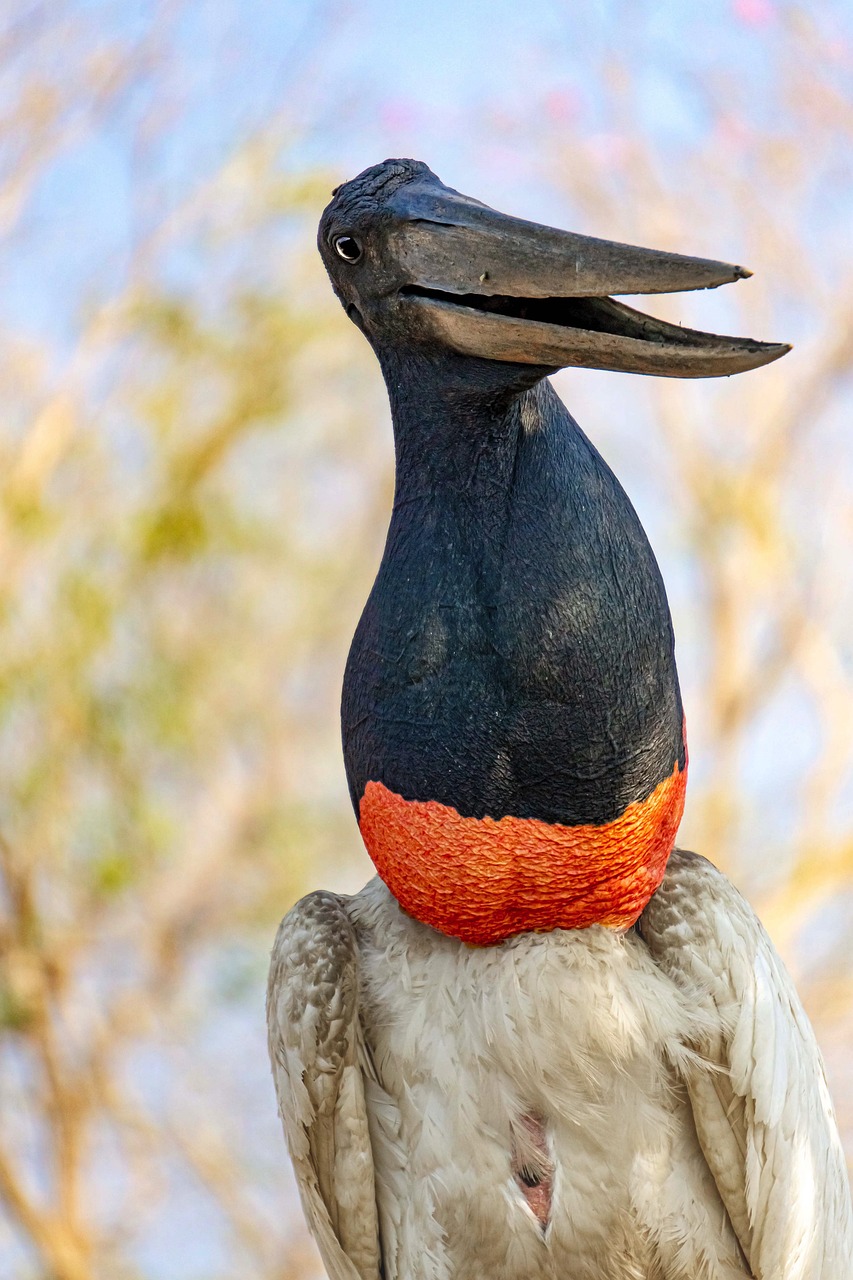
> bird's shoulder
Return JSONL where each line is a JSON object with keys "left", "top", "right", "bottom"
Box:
{"left": 639, "top": 848, "right": 853, "bottom": 1278}
{"left": 267, "top": 890, "right": 382, "bottom": 1280}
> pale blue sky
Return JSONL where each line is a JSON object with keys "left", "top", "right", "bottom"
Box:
{"left": 8, "top": 0, "right": 850, "bottom": 350}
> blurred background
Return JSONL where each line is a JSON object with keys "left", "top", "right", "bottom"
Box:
{"left": 0, "top": 1, "right": 851, "bottom": 1275}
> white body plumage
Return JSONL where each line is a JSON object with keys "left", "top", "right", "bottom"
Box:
{"left": 268, "top": 849, "right": 853, "bottom": 1280}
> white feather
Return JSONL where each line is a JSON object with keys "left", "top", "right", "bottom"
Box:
{"left": 268, "top": 855, "right": 852, "bottom": 1279}
{"left": 641, "top": 848, "right": 853, "bottom": 1280}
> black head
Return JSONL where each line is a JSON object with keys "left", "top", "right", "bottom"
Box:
{"left": 319, "top": 158, "right": 790, "bottom": 382}
{"left": 317, "top": 159, "right": 480, "bottom": 355}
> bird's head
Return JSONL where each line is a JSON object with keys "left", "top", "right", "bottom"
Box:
{"left": 319, "top": 157, "right": 789, "bottom": 383}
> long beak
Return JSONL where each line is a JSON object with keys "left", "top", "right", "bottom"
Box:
{"left": 391, "top": 187, "right": 790, "bottom": 377}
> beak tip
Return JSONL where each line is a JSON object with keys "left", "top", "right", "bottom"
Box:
{"left": 759, "top": 341, "right": 792, "bottom": 368}
{"left": 735, "top": 265, "right": 753, "bottom": 280}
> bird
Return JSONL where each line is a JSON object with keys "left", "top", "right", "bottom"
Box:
{"left": 267, "top": 159, "right": 853, "bottom": 1280}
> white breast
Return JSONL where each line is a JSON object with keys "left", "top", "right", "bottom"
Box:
{"left": 347, "top": 878, "right": 749, "bottom": 1280}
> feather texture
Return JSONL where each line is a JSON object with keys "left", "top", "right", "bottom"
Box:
{"left": 266, "top": 892, "right": 382, "bottom": 1280}
{"left": 268, "top": 858, "right": 852, "bottom": 1279}
{"left": 640, "top": 848, "right": 853, "bottom": 1279}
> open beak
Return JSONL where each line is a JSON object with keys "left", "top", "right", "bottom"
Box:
{"left": 390, "top": 183, "right": 790, "bottom": 377}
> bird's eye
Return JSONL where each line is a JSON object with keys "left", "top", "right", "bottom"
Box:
{"left": 334, "top": 235, "right": 362, "bottom": 262}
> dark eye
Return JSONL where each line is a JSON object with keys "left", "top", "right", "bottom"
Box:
{"left": 333, "top": 235, "right": 362, "bottom": 262}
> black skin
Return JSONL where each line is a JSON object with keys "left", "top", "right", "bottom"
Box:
{"left": 320, "top": 160, "right": 685, "bottom": 826}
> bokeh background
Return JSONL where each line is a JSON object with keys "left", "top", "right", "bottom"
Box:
{"left": 0, "top": 1, "right": 851, "bottom": 1276}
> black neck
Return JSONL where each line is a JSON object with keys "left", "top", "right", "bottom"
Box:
{"left": 342, "top": 351, "right": 685, "bottom": 825}
{"left": 379, "top": 346, "right": 546, "bottom": 499}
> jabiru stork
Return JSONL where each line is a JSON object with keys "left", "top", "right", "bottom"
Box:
{"left": 268, "top": 159, "right": 851, "bottom": 1280}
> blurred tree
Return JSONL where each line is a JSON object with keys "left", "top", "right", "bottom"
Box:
{"left": 0, "top": 5, "right": 387, "bottom": 1277}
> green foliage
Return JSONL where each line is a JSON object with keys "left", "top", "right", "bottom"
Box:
{"left": 0, "top": 129, "right": 384, "bottom": 1272}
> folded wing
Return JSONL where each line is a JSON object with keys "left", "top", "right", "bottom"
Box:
{"left": 640, "top": 849, "right": 853, "bottom": 1280}
{"left": 267, "top": 891, "right": 382, "bottom": 1280}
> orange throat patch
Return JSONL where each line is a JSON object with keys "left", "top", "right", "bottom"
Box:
{"left": 358, "top": 763, "right": 687, "bottom": 945}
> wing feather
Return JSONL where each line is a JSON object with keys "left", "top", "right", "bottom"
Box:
{"left": 267, "top": 891, "right": 382, "bottom": 1280}
{"left": 641, "top": 849, "right": 853, "bottom": 1280}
